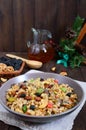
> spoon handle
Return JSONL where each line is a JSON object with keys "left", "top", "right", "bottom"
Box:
{"left": 6, "top": 54, "right": 28, "bottom": 63}
{"left": 6, "top": 54, "right": 43, "bottom": 69}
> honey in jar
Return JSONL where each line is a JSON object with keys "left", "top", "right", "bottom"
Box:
{"left": 27, "top": 28, "right": 55, "bottom": 63}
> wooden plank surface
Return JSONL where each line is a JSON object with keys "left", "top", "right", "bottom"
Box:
{"left": 13, "top": 0, "right": 35, "bottom": 52}
{"left": 0, "top": 0, "right": 14, "bottom": 51}
{"left": 0, "top": 0, "right": 86, "bottom": 52}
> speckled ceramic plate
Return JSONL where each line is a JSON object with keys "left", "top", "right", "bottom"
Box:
{"left": 0, "top": 72, "right": 84, "bottom": 123}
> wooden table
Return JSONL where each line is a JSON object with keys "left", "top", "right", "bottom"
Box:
{"left": 0, "top": 52, "right": 86, "bottom": 130}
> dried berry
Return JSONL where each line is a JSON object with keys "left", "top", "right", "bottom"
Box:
{"left": 0, "top": 56, "right": 23, "bottom": 70}
{"left": 30, "top": 105, "right": 36, "bottom": 110}
{"left": 66, "top": 92, "right": 72, "bottom": 97}
{"left": 18, "top": 93, "right": 26, "bottom": 98}
{"left": 40, "top": 78, "right": 44, "bottom": 81}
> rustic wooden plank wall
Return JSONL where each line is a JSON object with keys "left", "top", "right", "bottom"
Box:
{"left": 0, "top": 0, "right": 86, "bottom": 52}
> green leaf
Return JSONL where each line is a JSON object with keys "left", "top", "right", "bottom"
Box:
{"left": 64, "top": 45, "right": 75, "bottom": 52}
{"left": 72, "top": 15, "right": 84, "bottom": 33}
{"left": 58, "top": 16, "right": 85, "bottom": 68}
{"left": 70, "top": 54, "right": 85, "bottom": 68}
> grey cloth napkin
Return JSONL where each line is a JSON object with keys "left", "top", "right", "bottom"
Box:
{"left": 0, "top": 70, "right": 86, "bottom": 130}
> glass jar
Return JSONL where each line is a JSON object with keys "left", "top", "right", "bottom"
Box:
{"left": 27, "top": 28, "right": 55, "bottom": 63}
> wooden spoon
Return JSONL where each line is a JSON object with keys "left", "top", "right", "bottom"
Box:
{"left": 6, "top": 54, "right": 43, "bottom": 69}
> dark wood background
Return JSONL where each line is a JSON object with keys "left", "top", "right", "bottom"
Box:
{"left": 0, "top": 0, "right": 86, "bottom": 52}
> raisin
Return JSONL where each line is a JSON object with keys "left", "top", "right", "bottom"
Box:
{"left": 18, "top": 92, "right": 26, "bottom": 98}
{"left": 40, "top": 78, "right": 44, "bottom": 81}
{"left": 66, "top": 92, "right": 72, "bottom": 97}
{"left": 30, "top": 105, "right": 36, "bottom": 110}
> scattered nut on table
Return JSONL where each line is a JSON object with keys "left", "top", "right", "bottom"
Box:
{"left": 59, "top": 71, "right": 68, "bottom": 76}
{"left": 0, "top": 77, "right": 7, "bottom": 82}
{"left": 51, "top": 67, "right": 56, "bottom": 72}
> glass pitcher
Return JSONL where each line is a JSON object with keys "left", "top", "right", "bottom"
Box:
{"left": 27, "top": 28, "right": 55, "bottom": 63}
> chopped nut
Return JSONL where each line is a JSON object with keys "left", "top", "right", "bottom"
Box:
{"left": 35, "top": 97, "right": 41, "bottom": 101}
{"left": 51, "top": 67, "right": 56, "bottom": 72}
{"left": 25, "top": 96, "right": 32, "bottom": 100}
{"left": 1, "top": 77, "right": 7, "bottom": 82}
{"left": 60, "top": 71, "right": 68, "bottom": 76}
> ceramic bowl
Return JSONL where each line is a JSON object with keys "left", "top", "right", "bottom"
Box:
{"left": 0, "top": 72, "right": 84, "bottom": 123}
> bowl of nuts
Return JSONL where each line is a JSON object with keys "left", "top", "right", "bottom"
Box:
{"left": 0, "top": 72, "right": 84, "bottom": 123}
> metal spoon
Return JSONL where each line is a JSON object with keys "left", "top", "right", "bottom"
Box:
{"left": 6, "top": 54, "right": 43, "bottom": 69}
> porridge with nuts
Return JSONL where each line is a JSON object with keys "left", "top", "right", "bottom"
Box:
{"left": 6, "top": 78, "right": 78, "bottom": 116}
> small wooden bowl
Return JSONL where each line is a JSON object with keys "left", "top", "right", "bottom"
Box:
{"left": 0, "top": 61, "right": 25, "bottom": 79}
